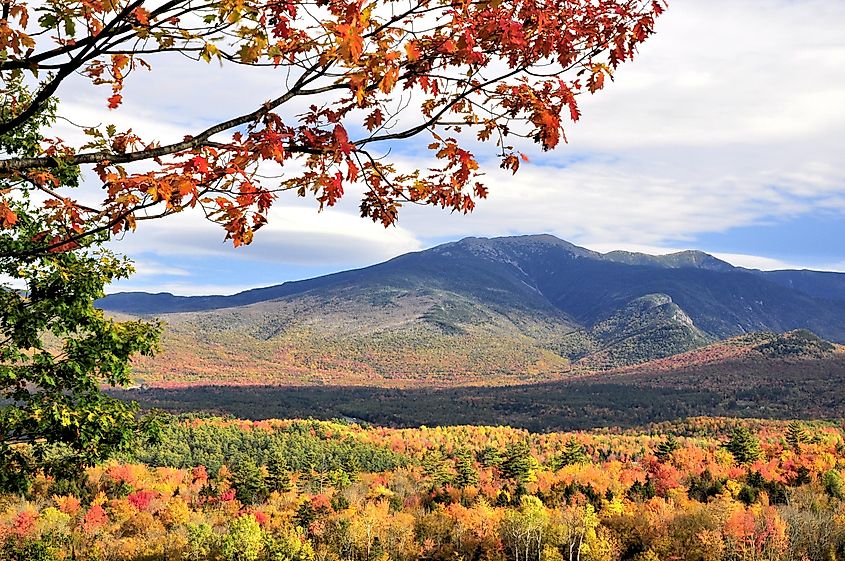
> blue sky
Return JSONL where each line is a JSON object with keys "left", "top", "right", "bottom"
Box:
{"left": 49, "top": 0, "right": 845, "bottom": 294}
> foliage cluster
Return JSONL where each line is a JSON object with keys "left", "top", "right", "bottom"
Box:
{"left": 4, "top": 417, "right": 845, "bottom": 560}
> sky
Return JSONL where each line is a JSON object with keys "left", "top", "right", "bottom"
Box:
{"left": 56, "top": 0, "right": 845, "bottom": 294}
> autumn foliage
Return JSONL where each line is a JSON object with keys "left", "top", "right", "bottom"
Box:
{"left": 0, "top": 0, "right": 664, "bottom": 249}
{"left": 4, "top": 416, "right": 845, "bottom": 560}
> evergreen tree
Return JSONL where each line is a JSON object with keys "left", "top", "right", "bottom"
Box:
{"left": 341, "top": 453, "right": 361, "bottom": 481}
{"left": 786, "top": 421, "right": 808, "bottom": 451}
{"left": 500, "top": 441, "right": 535, "bottom": 484}
{"left": 477, "top": 446, "right": 504, "bottom": 468}
{"left": 231, "top": 458, "right": 268, "bottom": 505}
{"left": 454, "top": 450, "right": 479, "bottom": 489}
{"left": 265, "top": 447, "right": 292, "bottom": 494}
{"left": 422, "top": 450, "right": 452, "bottom": 488}
{"left": 550, "top": 437, "right": 589, "bottom": 469}
{"left": 724, "top": 427, "right": 763, "bottom": 465}
{"left": 656, "top": 435, "right": 680, "bottom": 462}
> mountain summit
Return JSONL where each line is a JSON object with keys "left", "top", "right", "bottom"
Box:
{"left": 99, "top": 235, "right": 845, "bottom": 386}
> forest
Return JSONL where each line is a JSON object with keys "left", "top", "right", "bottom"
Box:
{"left": 3, "top": 416, "right": 845, "bottom": 561}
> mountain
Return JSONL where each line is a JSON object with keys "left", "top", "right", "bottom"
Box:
{"left": 100, "top": 234, "right": 845, "bottom": 387}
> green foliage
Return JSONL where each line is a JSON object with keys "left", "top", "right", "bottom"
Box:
{"left": 266, "top": 446, "right": 293, "bottom": 493}
{"left": 627, "top": 477, "right": 656, "bottom": 502}
{"left": 454, "top": 449, "right": 479, "bottom": 489}
{"left": 231, "top": 457, "right": 268, "bottom": 505}
{"left": 186, "top": 523, "right": 218, "bottom": 561}
{"left": 126, "top": 418, "right": 408, "bottom": 475}
{"left": 1, "top": 539, "right": 56, "bottom": 561}
{"left": 422, "top": 449, "right": 453, "bottom": 488}
{"left": 264, "top": 529, "right": 315, "bottom": 561}
{"left": 724, "top": 426, "right": 763, "bottom": 465}
{"left": 823, "top": 470, "right": 845, "bottom": 500}
{"left": 0, "top": 91, "right": 160, "bottom": 494}
{"left": 477, "top": 445, "right": 504, "bottom": 468}
{"left": 655, "top": 435, "right": 680, "bottom": 462}
{"left": 222, "top": 514, "right": 264, "bottom": 561}
{"left": 549, "top": 437, "right": 589, "bottom": 469}
{"left": 500, "top": 441, "right": 536, "bottom": 484}
{"left": 786, "top": 421, "right": 808, "bottom": 451}
{"left": 0, "top": 203, "right": 160, "bottom": 494}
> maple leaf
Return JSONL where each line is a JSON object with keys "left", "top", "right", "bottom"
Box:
{"left": 133, "top": 7, "right": 150, "bottom": 25}
{"left": 364, "top": 109, "right": 384, "bottom": 132}
{"left": 333, "top": 125, "right": 354, "bottom": 155}
{"left": 0, "top": 204, "right": 18, "bottom": 229}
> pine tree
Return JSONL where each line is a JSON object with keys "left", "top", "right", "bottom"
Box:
{"left": 341, "top": 453, "right": 361, "bottom": 481}
{"left": 422, "top": 450, "right": 452, "bottom": 488}
{"left": 500, "top": 441, "right": 535, "bottom": 484}
{"left": 454, "top": 450, "right": 479, "bottom": 489}
{"left": 549, "top": 437, "right": 589, "bottom": 470}
{"left": 231, "top": 458, "right": 268, "bottom": 504}
{"left": 477, "top": 446, "right": 504, "bottom": 468}
{"left": 265, "top": 448, "right": 292, "bottom": 494}
{"left": 656, "top": 435, "right": 680, "bottom": 462}
{"left": 785, "top": 421, "right": 808, "bottom": 451}
{"left": 724, "top": 427, "right": 763, "bottom": 465}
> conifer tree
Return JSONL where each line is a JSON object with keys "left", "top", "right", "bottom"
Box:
{"left": 422, "top": 450, "right": 452, "bottom": 488}
{"left": 500, "top": 441, "right": 536, "bottom": 484}
{"left": 231, "top": 458, "right": 268, "bottom": 505}
{"left": 454, "top": 450, "right": 479, "bottom": 489}
{"left": 786, "top": 421, "right": 808, "bottom": 451}
{"left": 266, "top": 447, "right": 292, "bottom": 494}
{"left": 554, "top": 437, "right": 590, "bottom": 469}
{"left": 477, "top": 446, "right": 504, "bottom": 469}
{"left": 656, "top": 435, "right": 680, "bottom": 462}
{"left": 724, "top": 427, "right": 763, "bottom": 465}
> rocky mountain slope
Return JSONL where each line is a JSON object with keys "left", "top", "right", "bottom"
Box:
{"left": 100, "top": 235, "right": 845, "bottom": 386}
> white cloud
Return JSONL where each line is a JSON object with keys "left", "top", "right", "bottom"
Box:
{"left": 105, "top": 280, "right": 260, "bottom": 296}
{"left": 108, "top": 202, "right": 422, "bottom": 267}
{"left": 35, "top": 0, "right": 845, "bottom": 291}
{"left": 130, "top": 259, "right": 192, "bottom": 277}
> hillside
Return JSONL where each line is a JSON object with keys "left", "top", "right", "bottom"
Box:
{"left": 102, "top": 234, "right": 845, "bottom": 387}
{"left": 120, "top": 334, "right": 845, "bottom": 430}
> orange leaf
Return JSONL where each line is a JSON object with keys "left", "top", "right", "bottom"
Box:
{"left": 133, "top": 7, "right": 150, "bottom": 25}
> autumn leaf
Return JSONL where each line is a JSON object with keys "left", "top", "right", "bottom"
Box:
{"left": 364, "top": 109, "right": 384, "bottom": 131}
{"left": 0, "top": 203, "right": 17, "bottom": 229}
{"left": 133, "top": 7, "right": 150, "bottom": 25}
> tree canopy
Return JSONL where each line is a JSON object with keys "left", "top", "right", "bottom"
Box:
{"left": 1, "top": 0, "right": 664, "bottom": 251}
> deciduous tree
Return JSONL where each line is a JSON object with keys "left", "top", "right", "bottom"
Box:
{"left": 0, "top": 0, "right": 665, "bottom": 251}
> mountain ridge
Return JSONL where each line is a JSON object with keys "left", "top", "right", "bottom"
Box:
{"left": 99, "top": 234, "right": 845, "bottom": 387}
{"left": 100, "top": 234, "right": 845, "bottom": 314}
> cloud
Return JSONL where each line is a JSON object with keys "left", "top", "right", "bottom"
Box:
{"left": 108, "top": 203, "right": 422, "bottom": 267}
{"left": 130, "top": 259, "right": 192, "bottom": 278}
{"left": 105, "top": 280, "right": 261, "bottom": 296}
{"left": 38, "top": 0, "right": 845, "bottom": 294}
